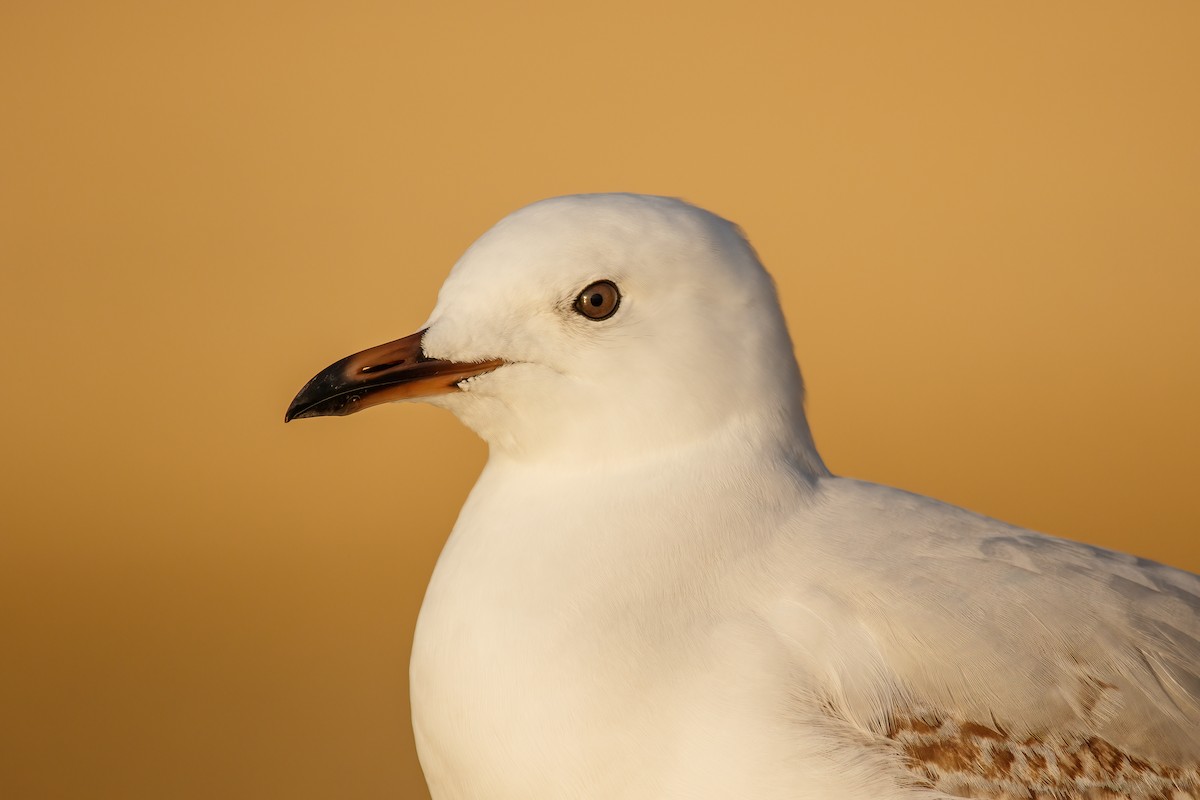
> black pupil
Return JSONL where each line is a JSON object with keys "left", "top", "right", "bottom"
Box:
{"left": 589, "top": 293, "right": 604, "bottom": 307}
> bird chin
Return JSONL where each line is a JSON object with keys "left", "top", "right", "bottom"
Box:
{"left": 421, "top": 389, "right": 510, "bottom": 448}
{"left": 427, "top": 363, "right": 562, "bottom": 454}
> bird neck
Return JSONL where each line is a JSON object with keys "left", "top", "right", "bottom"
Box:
{"left": 488, "top": 404, "right": 828, "bottom": 482}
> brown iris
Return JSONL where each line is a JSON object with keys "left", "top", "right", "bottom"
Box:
{"left": 574, "top": 280, "right": 621, "bottom": 320}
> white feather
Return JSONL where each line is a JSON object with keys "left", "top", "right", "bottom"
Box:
{"left": 390, "top": 194, "right": 1200, "bottom": 799}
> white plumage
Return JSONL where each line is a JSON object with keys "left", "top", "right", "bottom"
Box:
{"left": 294, "top": 194, "right": 1200, "bottom": 799}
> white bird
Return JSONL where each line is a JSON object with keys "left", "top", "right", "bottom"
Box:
{"left": 286, "top": 194, "right": 1200, "bottom": 800}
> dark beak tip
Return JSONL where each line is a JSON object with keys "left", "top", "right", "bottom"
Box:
{"left": 284, "top": 361, "right": 355, "bottom": 423}
{"left": 283, "top": 385, "right": 318, "bottom": 423}
{"left": 284, "top": 393, "right": 337, "bottom": 423}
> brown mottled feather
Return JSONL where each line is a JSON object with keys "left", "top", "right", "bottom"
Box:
{"left": 887, "top": 712, "right": 1199, "bottom": 799}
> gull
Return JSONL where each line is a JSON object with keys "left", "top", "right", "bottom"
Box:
{"left": 286, "top": 194, "right": 1200, "bottom": 800}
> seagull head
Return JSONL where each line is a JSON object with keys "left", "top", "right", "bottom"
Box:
{"left": 287, "top": 194, "right": 822, "bottom": 467}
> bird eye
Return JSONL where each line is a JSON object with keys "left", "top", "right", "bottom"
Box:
{"left": 574, "top": 280, "right": 621, "bottom": 321}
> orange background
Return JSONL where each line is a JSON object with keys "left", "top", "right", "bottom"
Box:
{"left": 2, "top": 3, "right": 1198, "bottom": 798}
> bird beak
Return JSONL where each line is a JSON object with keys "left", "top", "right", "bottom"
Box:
{"left": 285, "top": 328, "right": 504, "bottom": 422}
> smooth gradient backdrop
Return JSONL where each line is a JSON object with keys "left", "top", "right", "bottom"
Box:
{"left": 3, "top": 2, "right": 1198, "bottom": 798}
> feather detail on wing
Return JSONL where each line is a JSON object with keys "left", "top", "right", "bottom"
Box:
{"left": 886, "top": 711, "right": 1198, "bottom": 799}
{"left": 789, "top": 479, "right": 1200, "bottom": 798}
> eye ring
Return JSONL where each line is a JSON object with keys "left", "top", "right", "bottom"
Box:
{"left": 574, "top": 280, "right": 621, "bottom": 321}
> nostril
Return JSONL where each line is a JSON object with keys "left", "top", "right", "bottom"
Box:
{"left": 360, "top": 360, "right": 406, "bottom": 374}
